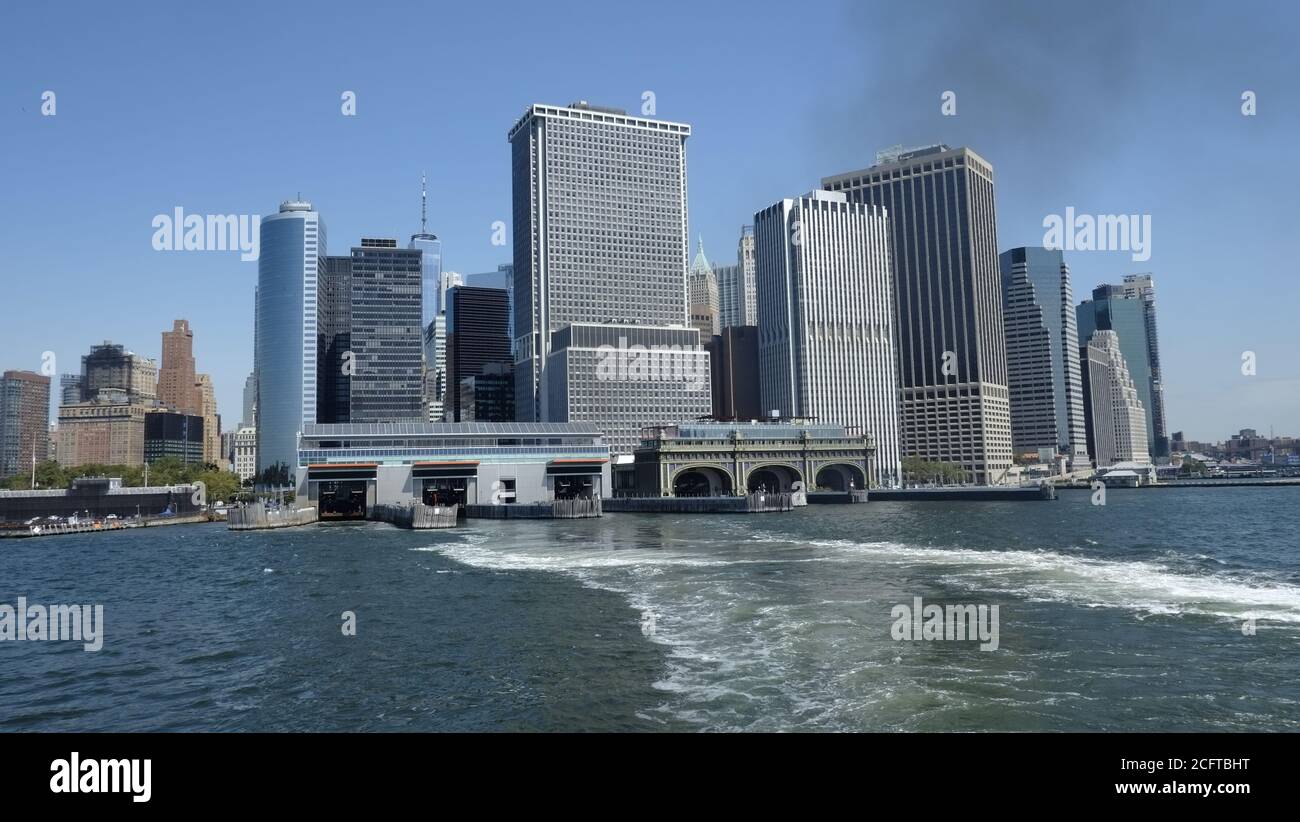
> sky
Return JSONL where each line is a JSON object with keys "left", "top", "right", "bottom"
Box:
{"left": 2, "top": 0, "right": 1298, "bottom": 442}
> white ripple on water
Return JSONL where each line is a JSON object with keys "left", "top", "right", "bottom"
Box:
{"left": 804, "top": 539, "right": 1300, "bottom": 626}
{"left": 418, "top": 530, "right": 1300, "bottom": 730}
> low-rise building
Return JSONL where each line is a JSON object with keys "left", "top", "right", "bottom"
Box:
{"left": 57, "top": 394, "right": 149, "bottom": 468}
{"left": 296, "top": 422, "right": 610, "bottom": 516}
{"left": 144, "top": 410, "right": 204, "bottom": 465}
{"left": 614, "top": 421, "right": 876, "bottom": 497}
{"left": 233, "top": 427, "right": 256, "bottom": 481}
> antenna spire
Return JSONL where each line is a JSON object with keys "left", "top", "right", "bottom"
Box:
{"left": 420, "top": 172, "right": 428, "bottom": 234}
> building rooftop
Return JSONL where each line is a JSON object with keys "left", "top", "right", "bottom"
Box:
{"left": 643, "top": 421, "right": 861, "bottom": 441}
{"left": 302, "top": 422, "right": 603, "bottom": 438}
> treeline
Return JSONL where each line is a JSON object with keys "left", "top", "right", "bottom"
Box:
{"left": 901, "top": 456, "right": 969, "bottom": 485}
{"left": 2, "top": 458, "right": 243, "bottom": 503}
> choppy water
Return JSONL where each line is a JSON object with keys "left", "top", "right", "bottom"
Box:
{"left": 2, "top": 488, "right": 1297, "bottom": 731}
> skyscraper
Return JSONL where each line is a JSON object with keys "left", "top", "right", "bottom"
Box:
{"left": 346, "top": 239, "right": 424, "bottom": 423}
{"left": 0, "top": 370, "right": 50, "bottom": 479}
{"left": 753, "top": 190, "right": 902, "bottom": 486}
{"left": 688, "top": 237, "right": 721, "bottom": 338}
{"left": 255, "top": 199, "right": 325, "bottom": 477}
{"left": 716, "top": 225, "right": 758, "bottom": 328}
{"left": 706, "top": 326, "right": 761, "bottom": 422}
{"left": 59, "top": 373, "right": 81, "bottom": 406}
{"left": 422, "top": 270, "right": 465, "bottom": 422}
{"left": 445, "top": 285, "right": 512, "bottom": 422}
{"left": 466, "top": 263, "right": 515, "bottom": 338}
{"left": 80, "top": 342, "right": 157, "bottom": 404}
{"left": 823, "top": 145, "right": 1011, "bottom": 484}
{"left": 318, "top": 253, "right": 352, "bottom": 425}
{"left": 241, "top": 371, "right": 256, "bottom": 429}
{"left": 159, "top": 319, "right": 201, "bottom": 414}
{"left": 1082, "top": 330, "right": 1149, "bottom": 467}
{"left": 1120, "top": 273, "right": 1167, "bottom": 457}
{"left": 409, "top": 173, "right": 443, "bottom": 329}
{"left": 508, "top": 100, "right": 710, "bottom": 451}
{"left": 195, "top": 372, "right": 221, "bottom": 465}
{"left": 1077, "top": 282, "right": 1166, "bottom": 459}
{"left": 999, "top": 247, "right": 1088, "bottom": 461}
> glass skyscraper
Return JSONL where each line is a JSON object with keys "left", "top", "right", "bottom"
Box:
{"left": 445, "top": 285, "right": 512, "bottom": 422}
{"left": 410, "top": 232, "right": 442, "bottom": 330}
{"left": 255, "top": 199, "right": 325, "bottom": 479}
{"left": 999, "top": 247, "right": 1088, "bottom": 460}
{"left": 1076, "top": 283, "right": 1165, "bottom": 459}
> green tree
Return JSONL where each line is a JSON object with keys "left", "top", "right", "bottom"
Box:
{"left": 196, "top": 469, "right": 240, "bottom": 504}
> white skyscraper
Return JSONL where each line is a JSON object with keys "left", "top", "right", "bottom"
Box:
{"left": 716, "top": 225, "right": 757, "bottom": 328}
{"left": 509, "top": 101, "right": 711, "bottom": 452}
{"left": 1083, "top": 330, "right": 1149, "bottom": 467}
{"left": 753, "top": 190, "right": 902, "bottom": 486}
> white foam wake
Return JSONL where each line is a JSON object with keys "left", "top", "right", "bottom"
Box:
{"left": 810, "top": 539, "right": 1300, "bottom": 625}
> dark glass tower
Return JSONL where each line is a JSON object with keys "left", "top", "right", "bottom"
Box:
{"left": 318, "top": 254, "right": 352, "bottom": 424}
{"left": 822, "top": 145, "right": 1011, "bottom": 484}
{"left": 445, "top": 285, "right": 512, "bottom": 422}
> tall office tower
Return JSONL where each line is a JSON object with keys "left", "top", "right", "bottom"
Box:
{"left": 251, "top": 284, "right": 259, "bottom": 426}
{"left": 438, "top": 271, "right": 465, "bottom": 314}
{"left": 467, "top": 264, "right": 515, "bottom": 338}
{"left": 423, "top": 318, "right": 446, "bottom": 422}
{"left": 59, "top": 373, "right": 81, "bottom": 406}
{"left": 998, "top": 247, "right": 1088, "bottom": 461}
{"left": 753, "top": 190, "right": 902, "bottom": 486}
{"left": 195, "top": 373, "right": 221, "bottom": 465}
{"left": 705, "top": 325, "right": 761, "bottom": 421}
{"left": 1119, "top": 273, "right": 1167, "bottom": 457}
{"left": 0, "top": 370, "right": 51, "bottom": 478}
{"left": 509, "top": 101, "right": 710, "bottom": 450}
{"left": 823, "top": 145, "right": 1011, "bottom": 484}
{"left": 716, "top": 225, "right": 758, "bottom": 328}
{"left": 688, "top": 237, "right": 721, "bottom": 337}
{"left": 1077, "top": 283, "right": 1164, "bottom": 459}
{"left": 458, "top": 363, "right": 514, "bottom": 422}
{"left": 409, "top": 173, "right": 444, "bottom": 330}
{"left": 81, "top": 342, "right": 157, "bottom": 404}
{"left": 318, "top": 254, "right": 353, "bottom": 424}
{"left": 241, "top": 371, "right": 256, "bottom": 429}
{"left": 421, "top": 270, "right": 465, "bottom": 421}
{"left": 445, "top": 285, "right": 512, "bottom": 422}
{"left": 1081, "top": 330, "right": 1149, "bottom": 467}
{"left": 159, "top": 320, "right": 202, "bottom": 414}
{"left": 346, "top": 239, "right": 424, "bottom": 422}
{"left": 256, "top": 199, "right": 326, "bottom": 477}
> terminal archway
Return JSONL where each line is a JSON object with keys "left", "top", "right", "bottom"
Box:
{"left": 318, "top": 480, "right": 369, "bottom": 520}
{"left": 672, "top": 466, "right": 733, "bottom": 497}
{"left": 815, "top": 463, "right": 867, "bottom": 492}
{"left": 746, "top": 464, "right": 802, "bottom": 494}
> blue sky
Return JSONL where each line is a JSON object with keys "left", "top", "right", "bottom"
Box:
{"left": 2, "top": 0, "right": 1297, "bottom": 441}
